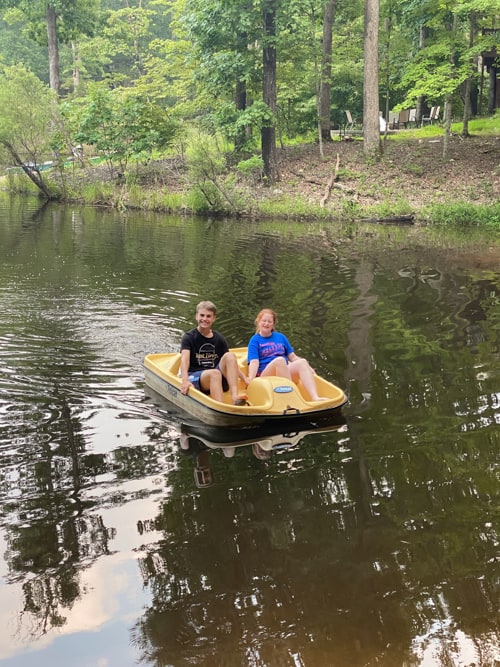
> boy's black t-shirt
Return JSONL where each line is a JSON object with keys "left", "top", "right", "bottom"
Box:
{"left": 180, "top": 328, "right": 229, "bottom": 372}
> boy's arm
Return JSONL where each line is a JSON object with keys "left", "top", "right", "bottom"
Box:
{"left": 180, "top": 349, "right": 192, "bottom": 394}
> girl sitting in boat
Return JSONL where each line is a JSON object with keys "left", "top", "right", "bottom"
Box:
{"left": 247, "top": 308, "right": 326, "bottom": 402}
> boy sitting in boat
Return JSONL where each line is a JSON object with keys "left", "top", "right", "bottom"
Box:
{"left": 180, "top": 300, "right": 248, "bottom": 405}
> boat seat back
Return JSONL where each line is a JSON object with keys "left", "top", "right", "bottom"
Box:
{"left": 247, "top": 376, "right": 308, "bottom": 411}
{"left": 167, "top": 354, "right": 182, "bottom": 375}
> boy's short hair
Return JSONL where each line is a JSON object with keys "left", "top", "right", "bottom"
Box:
{"left": 196, "top": 300, "right": 217, "bottom": 315}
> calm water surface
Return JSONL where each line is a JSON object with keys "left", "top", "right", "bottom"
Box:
{"left": 0, "top": 195, "right": 499, "bottom": 667}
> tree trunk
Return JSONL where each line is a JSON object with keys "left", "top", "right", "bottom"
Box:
{"left": 2, "top": 140, "right": 54, "bottom": 199}
{"left": 488, "top": 66, "right": 496, "bottom": 114}
{"left": 262, "top": 1, "right": 278, "bottom": 182}
{"left": 443, "top": 95, "right": 452, "bottom": 159}
{"left": 318, "top": 0, "right": 336, "bottom": 142}
{"left": 72, "top": 42, "right": 80, "bottom": 93}
{"left": 234, "top": 31, "right": 248, "bottom": 153}
{"left": 234, "top": 77, "right": 247, "bottom": 153}
{"left": 381, "top": 15, "right": 392, "bottom": 138}
{"left": 416, "top": 24, "right": 426, "bottom": 124}
{"left": 46, "top": 4, "right": 60, "bottom": 93}
{"left": 462, "top": 12, "right": 477, "bottom": 137}
{"left": 462, "top": 77, "right": 471, "bottom": 138}
{"left": 443, "top": 13, "right": 457, "bottom": 159}
{"left": 363, "top": 0, "right": 381, "bottom": 159}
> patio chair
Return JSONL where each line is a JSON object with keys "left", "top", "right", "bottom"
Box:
{"left": 345, "top": 110, "right": 357, "bottom": 131}
{"left": 388, "top": 111, "right": 399, "bottom": 129}
{"left": 398, "top": 108, "right": 410, "bottom": 128}
{"left": 379, "top": 112, "right": 387, "bottom": 133}
{"left": 422, "top": 106, "right": 440, "bottom": 125}
{"left": 408, "top": 108, "right": 417, "bottom": 126}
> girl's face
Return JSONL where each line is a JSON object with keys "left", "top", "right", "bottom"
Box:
{"left": 258, "top": 312, "right": 275, "bottom": 335}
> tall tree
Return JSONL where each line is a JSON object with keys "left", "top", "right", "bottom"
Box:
{"left": 45, "top": 4, "right": 59, "bottom": 90}
{"left": 318, "top": 0, "right": 336, "bottom": 142}
{"left": 0, "top": 0, "right": 100, "bottom": 94}
{"left": 262, "top": 0, "right": 278, "bottom": 181}
{"left": 175, "top": 0, "right": 259, "bottom": 139}
{"left": 363, "top": 0, "right": 381, "bottom": 158}
{"left": 0, "top": 64, "right": 60, "bottom": 197}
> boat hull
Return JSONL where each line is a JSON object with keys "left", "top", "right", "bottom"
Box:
{"left": 181, "top": 413, "right": 347, "bottom": 450}
{"left": 144, "top": 348, "right": 347, "bottom": 427}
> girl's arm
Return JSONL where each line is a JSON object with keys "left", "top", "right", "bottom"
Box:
{"left": 247, "top": 359, "right": 260, "bottom": 382}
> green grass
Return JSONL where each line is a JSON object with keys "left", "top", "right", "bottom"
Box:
{"left": 81, "top": 182, "right": 115, "bottom": 205}
{"left": 390, "top": 111, "right": 499, "bottom": 142}
{"left": 258, "top": 193, "right": 330, "bottom": 219}
{"left": 421, "top": 201, "right": 500, "bottom": 228}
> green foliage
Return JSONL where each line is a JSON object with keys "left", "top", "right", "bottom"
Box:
{"left": 213, "top": 100, "right": 273, "bottom": 150}
{"left": 328, "top": 13, "right": 364, "bottom": 123}
{"left": 259, "top": 194, "right": 330, "bottom": 220}
{"left": 98, "top": 5, "right": 154, "bottom": 85}
{"left": 1, "top": 0, "right": 100, "bottom": 49}
{"left": 81, "top": 182, "right": 115, "bottom": 206}
{"left": 127, "top": 185, "right": 186, "bottom": 212}
{"left": 184, "top": 130, "right": 244, "bottom": 212}
{"left": 422, "top": 202, "right": 500, "bottom": 228}
{"left": 186, "top": 182, "right": 222, "bottom": 213}
{"left": 0, "top": 0, "right": 498, "bottom": 212}
{"left": 0, "top": 63, "right": 58, "bottom": 164}
{"left": 70, "top": 84, "right": 178, "bottom": 173}
{"left": 6, "top": 171, "right": 40, "bottom": 194}
{"left": 0, "top": 7, "right": 48, "bottom": 81}
{"left": 236, "top": 155, "right": 264, "bottom": 181}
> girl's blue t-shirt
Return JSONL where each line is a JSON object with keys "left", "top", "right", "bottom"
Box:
{"left": 247, "top": 331, "right": 294, "bottom": 373}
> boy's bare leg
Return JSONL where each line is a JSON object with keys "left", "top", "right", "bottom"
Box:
{"left": 200, "top": 369, "right": 224, "bottom": 402}
{"left": 219, "top": 352, "right": 247, "bottom": 404}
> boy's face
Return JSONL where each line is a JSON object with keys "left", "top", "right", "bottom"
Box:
{"left": 196, "top": 308, "right": 216, "bottom": 330}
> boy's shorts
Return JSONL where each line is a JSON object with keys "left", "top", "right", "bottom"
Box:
{"left": 188, "top": 368, "right": 228, "bottom": 393}
{"left": 187, "top": 370, "right": 203, "bottom": 391}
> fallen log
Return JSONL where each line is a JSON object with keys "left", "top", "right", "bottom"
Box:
{"left": 359, "top": 214, "right": 415, "bottom": 224}
{"left": 320, "top": 153, "right": 341, "bottom": 207}
{"left": 332, "top": 182, "right": 355, "bottom": 193}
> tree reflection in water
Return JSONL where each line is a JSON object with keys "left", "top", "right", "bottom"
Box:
{"left": 130, "top": 422, "right": 499, "bottom": 666}
{"left": 0, "top": 199, "right": 498, "bottom": 665}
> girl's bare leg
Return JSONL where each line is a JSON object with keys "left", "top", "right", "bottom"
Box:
{"left": 260, "top": 357, "right": 291, "bottom": 379}
{"left": 289, "top": 359, "right": 325, "bottom": 401}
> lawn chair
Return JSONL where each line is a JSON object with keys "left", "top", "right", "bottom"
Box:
{"left": 388, "top": 111, "right": 399, "bottom": 129}
{"left": 408, "top": 108, "right": 417, "bottom": 126}
{"left": 422, "top": 106, "right": 440, "bottom": 125}
{"left": 379, "top": 112, "right": 387, "bottom": 133}
{"left": 344, "top": 110, "right": 357, "bottom": 131}
{"left": 398, "top": 108, "right": 410, "bottom": 128}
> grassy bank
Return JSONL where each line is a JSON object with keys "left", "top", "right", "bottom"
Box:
{"left": 2, "top": 115, "right": 499, "bottom": 228}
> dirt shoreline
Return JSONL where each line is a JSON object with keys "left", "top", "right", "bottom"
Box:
{"left": 128, "top": 133, "right": 499, "bottom": 220}
{"left": 271, "top": 135, "right": 499, "bottom": 214}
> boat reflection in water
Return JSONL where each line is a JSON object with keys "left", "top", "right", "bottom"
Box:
{"left": 179, "top": 415, "right": 347, "bottom": 488}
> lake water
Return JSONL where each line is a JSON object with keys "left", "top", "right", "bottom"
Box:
{"left": 0, "top": 195, "right": 499, "bottom": 667}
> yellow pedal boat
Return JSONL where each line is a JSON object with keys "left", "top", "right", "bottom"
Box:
{"left": 144, "top": 347, "right": 347, "bottom": 427}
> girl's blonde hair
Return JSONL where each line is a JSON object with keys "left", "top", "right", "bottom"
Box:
{"left": 254, "top": 308, "right": 277, "bottom": 332}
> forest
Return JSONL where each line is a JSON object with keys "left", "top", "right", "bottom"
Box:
{"left": 0, "top": 0, "right": 498, "bottom": 219}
